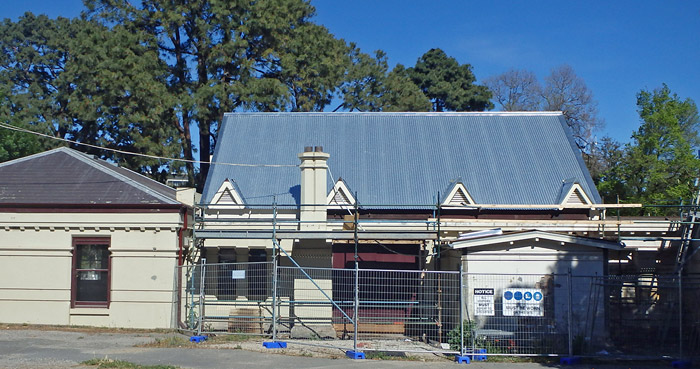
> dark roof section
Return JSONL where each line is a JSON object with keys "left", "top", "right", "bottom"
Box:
{"left": 0, "top": 147, "right": 179, "bottom": 205}
{"left": 202, "top": 112, "right": 602, "bottom": 207}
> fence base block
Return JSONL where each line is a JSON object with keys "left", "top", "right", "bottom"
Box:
{"left": 189, "top": 335, "right": 207, "bottom": 343}
{"left": 262, "top": 341, "right": 287, "bottom": 349}
{"left": 456, "top": 355, "right": 471, "bottom": 364}
{"left": 346, "top": 351, "right": 365, "bottom": 359}
{"left": 671, "top": 360, "right": 692, "bottom": 369}
{"left": 471, "top": 348, "right": 487, "bottom": 361}
{"left": 560, "top": 357, "right": 581, "bottom": 365}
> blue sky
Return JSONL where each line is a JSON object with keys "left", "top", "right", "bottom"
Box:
{"left": 3, "top": 1, "right": 699, "bottom": 144}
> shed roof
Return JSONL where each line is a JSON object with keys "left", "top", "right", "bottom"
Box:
{"left": 0, "top": 147, "right": 180, "bottom": 206}
{"left": 202, "top": 112, "right": 601, "bottom": 207}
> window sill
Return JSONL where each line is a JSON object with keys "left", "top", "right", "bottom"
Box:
{"left": 70, "top": 307, "right": 110, "bottom": 316}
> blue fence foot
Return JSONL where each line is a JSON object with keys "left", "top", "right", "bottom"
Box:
{"left": 671, "top": 360, "right": 692, "bottom": 369}
{"left": 346, "top": 351, "right": 365, "bottom": 359}
{"left": 189, "top": 335, "right": 207, "bottom": 343}
{"left": 262, "top": 341, "right": 287, "bottom": 349}
{"left": 455, "top": 355, "right": 471, "bottom": 364}
{"left": 560, "top": 357, "right": 581, "bottom": 365}
{"left": 472, "top": 348, "right": 487, "bottom": 361}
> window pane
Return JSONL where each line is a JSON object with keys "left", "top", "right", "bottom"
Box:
{"left": 77, "top": 244, "right": 109, "bottom": 269}
{"left": 76, "top": 271, "right": 108, "bottom": 302}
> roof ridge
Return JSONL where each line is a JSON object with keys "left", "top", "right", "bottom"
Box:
{"left": 223, "top": 111, "right": 565, "bottom": 117}
{"left": 0, "top": 146, "right": 75, "bottom": 168}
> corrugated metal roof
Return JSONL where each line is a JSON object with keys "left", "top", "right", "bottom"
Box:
{"left": 0, "top": 147, "right": 179, "bottom": 205}
{"left": 202, "top": 112, "right": 601, "bottom": 207}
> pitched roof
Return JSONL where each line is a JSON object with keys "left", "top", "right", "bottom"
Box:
{"left": 0, "top": 147, "right": 179, "bottom": 206}
{"left": 202, "top": 112, "right": 601, "bottom": 207}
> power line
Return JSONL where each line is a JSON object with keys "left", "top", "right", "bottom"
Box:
{"left": 0, "top": 122, "right": 297, "bottom": 168}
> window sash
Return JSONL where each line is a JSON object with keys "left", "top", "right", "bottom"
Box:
{"left": 72, "top": 238, "right": 110, "bottom": 308}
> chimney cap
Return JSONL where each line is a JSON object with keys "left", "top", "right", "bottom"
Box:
{"left": 304, "top": 146, "right": 313, "bottom": 152}
{"left": 314, "top": 146, "right": 324, "bottom": 152}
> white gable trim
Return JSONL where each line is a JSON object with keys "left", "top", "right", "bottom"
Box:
{"left": 210, "top": 180, "right": 245, "bottom": 208}
{"left": 561, "top": 183, "right": 592, "bottom": 206}
{"left": 441, "top": 182, "right": 475, "bottom": 207}
{"left": 450, "top": 230, "right": 624, "bottom": 250}
{"left": 327, "top": 179, "right": 356, "bottom": 209}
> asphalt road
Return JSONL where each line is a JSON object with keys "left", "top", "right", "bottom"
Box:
{"left": 0, "top": 328, "right": 677, "bottom": 369}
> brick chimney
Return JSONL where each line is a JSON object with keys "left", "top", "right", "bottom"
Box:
{"left": 298, "top": 146, "right": 329, "bottom": 230}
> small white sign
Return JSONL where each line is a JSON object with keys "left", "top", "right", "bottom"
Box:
{"left": 502, "top": 288, "right": 544, "bottom": 317}
{"left": 473, "top": 288, "right": 495, "bottom": 316}
{"left": 232, "top": 270, "right": 246, "bottom": 279}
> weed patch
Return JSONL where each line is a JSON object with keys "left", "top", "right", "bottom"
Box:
{"left": 81, "top": 358, "right": 178, "bottom": 369}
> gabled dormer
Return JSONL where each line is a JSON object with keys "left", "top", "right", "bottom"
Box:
{"left": 210, "top": 179, "right": 245, "bottom": 208}
{"left": 441, "top": 181, "right": 475, "bottom": 207}
{"left": 327, "top": 178, "right": 356, "bottom": 209}
{"left": 558, "top": 180, "right": 592, "bottom": 206}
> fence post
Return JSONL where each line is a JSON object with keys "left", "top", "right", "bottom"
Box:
{"left": 353, "top": 197, "right": 359, "bottom": 353}
{"left": 567, "top": 268, "right": 573, "bottom": 358}
{"left": 272, "top": 200, "right": 278, "bottom": 342}
{"left": 353, "top": 261, "right": 359, "bottom": 353}
{"left": 197, "top": 258, "right": 206, "bottom": 336}
{"left": 459, "top": 264, "right": 464, "bottom": 356}
{"left": 272, "top": 260, "right": 278, "bottom": 341}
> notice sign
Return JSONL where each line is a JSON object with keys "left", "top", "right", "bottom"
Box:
{"left": 473, "top": 288, "right": 495, "bottom": 316}
{"left": 502, "top": 288, "right": 544, "bottom": 317}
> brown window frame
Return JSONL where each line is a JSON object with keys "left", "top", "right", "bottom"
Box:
{"left": 71, "top": 237, "right": 111, "bottom": 308}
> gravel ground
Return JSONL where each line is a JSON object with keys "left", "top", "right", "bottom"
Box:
{"left": 0, "top": 326, "right": 683, "bottom": 369}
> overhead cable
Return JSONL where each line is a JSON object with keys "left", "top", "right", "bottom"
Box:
{"left": 0, "top": 122, "right": 297, "bottom": 168}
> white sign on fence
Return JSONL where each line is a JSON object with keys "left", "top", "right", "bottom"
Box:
{"left": 502, "top": 288, "right": 544, "bottom": 316}
{"left": 473, "top": 288, "right": 495, "bottom": 316}
{"left": 231, "top": 270, "right": 246, "bottom": 279}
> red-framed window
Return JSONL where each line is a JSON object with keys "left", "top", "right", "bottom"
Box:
{"left": 71, "top": 237, "right": 111, "bottom": 308}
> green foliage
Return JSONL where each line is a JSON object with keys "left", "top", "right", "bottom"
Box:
{"left": 0, "top": 13, "right": 181, "bottom": 179}
{"left": 447, "top": 319, "right": 476, "bottom": 351}
{"left": 339, "top": 48, "right": 430, "bottom": 112}
{"left": 596, "top": 84, "right": 700, "bottom": 214}
{"left": 86, "top": 0, "right": 353, "bottom": 186}
{"left": 407, "top": 48, "right": 492, "bottom": 112}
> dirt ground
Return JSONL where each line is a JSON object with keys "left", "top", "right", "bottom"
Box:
{"left": 0, "top": 324, "right": 682, "bottom": 369}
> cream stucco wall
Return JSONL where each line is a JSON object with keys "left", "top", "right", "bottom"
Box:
{"left": 0, "top": 211, "right": 184, "bottom": 329}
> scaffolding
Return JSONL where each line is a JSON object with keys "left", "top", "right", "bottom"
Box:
{"left": 181, "top": 196, "right": 700, "bottom": 360}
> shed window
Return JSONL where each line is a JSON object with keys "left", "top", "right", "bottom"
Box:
{"left": 72, "top": 238, "right": 111, "bottom": 307}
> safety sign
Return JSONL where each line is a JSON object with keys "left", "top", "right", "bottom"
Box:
{"left": 502, "top": 288, "right": 544, "bottom": 316}
{"left": 473, "top": 288, "right": 495, "bottom": 316}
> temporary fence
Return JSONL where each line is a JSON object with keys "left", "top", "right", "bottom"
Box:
{"left": 175, "top": 262, "right": 700, "bottom": 360}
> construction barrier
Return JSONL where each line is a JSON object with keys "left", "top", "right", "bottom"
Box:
{"left": 175, "top": 262, "right": 700, "bottom": 359}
